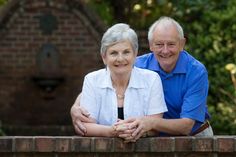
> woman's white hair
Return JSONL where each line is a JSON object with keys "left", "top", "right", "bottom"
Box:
{"left": 100, "top": 23, "right": 138, "bottom": 55}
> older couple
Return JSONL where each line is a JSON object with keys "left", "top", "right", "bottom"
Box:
{"left": 71, "top": 16, "right": 213, "bottom": 142}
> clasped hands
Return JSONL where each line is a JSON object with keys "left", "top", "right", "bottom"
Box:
{"left": 112, "top": 117, "right": 151, "bottom": 143}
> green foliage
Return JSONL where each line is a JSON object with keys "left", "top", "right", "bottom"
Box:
{"left": 0, "top": 0, "right": 7, "bottom": 6}
{"left": 87, "top": 0, "right": 236, "bottom": 135}
{"left": 86, "top": 0, "right": 113, "bottom": 26}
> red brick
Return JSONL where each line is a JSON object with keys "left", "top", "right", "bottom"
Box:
{"left": 175, "top": 137, "right": 193, "bottom": 152}
{"left": 193, "top": 138, "right": 213, "bottom": 152}
{"left": 15, "top": 137, "right": 33, "bottom": 152}
{"left": 93, "top": 137, "right": 114, "bottom": 152}
{"left": 134, "top": 138, "right": 150, "bottom": 152}
{"left": 34, "top": 137, "right": 55, "bottom": 152}
{"left": 114, "top": 138, "right": 134, "bottom": 152}
{"left": 150, "top": 137, "right": 175, "bottom": 152}
{"left": 55, "top": 137, "right": 72, "bottom": 152}
{"left": 72, "top": 137, "right": 91, "bottom": 152}
{"left": 216, "top": 137, "right": 234, "bottom": 152}
{"left": 0, "top": 137, "right": 13, "bottom": 152}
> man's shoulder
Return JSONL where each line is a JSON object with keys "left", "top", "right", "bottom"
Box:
{"left": 136, "top": 52, "right": 154, "bottom": 60}
{"left": 135, "top": 52, "right": 155, "bottom": 68}
{"left": 182, "top": 51, "right": 207, "bottom": 72}
{"left": 181, "top": 51, "right": 208, "bottom": 80}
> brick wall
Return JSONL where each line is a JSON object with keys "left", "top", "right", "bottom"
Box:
{"left": 0, "top": 0, "right": 151, "bottom": 135}
{"left": 0, "top": 136, "right": 235, "bottom": 156}
{"left": 0, "top": 0, "right": 106, "bottom": 133}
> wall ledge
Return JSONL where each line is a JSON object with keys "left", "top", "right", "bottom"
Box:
{"left": 0, "top": 136, "right": 236, "bottom": 156}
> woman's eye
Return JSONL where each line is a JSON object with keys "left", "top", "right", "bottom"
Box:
{"left": 110, "top": 51, "right": 117, "bottom": 55}
{"left": 124, "top": 50, "right": 131, "bottom": 54}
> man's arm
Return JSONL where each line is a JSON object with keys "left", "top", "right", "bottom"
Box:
{"left": 146, "top": 117, "right": 195, "bottom": 135}
{"left": 70, "top": 94, "right": 95, "bottom": 135}
{"left": 71, "top": 104, "right": 118, "bottom": 137}
{"left": 119, "top": 116, "right": 195, "bottom": 140}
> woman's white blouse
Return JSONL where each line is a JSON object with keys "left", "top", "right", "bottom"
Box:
{"left": 80, "top": 67, "right": 167, "bottom": 125}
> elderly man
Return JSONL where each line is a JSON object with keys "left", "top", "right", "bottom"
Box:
{"left": 70, "top": 16, "right": 213, "bottom": 140}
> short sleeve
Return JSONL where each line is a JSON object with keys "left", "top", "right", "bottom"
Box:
{"left": 180, "top": 67, "right": 208, "bottom": 123}
{"left": 80, "top": 75, "right": 99, "bottom": 122}
{"left": 147, "top": 74, "right": 168, "bottom": 115}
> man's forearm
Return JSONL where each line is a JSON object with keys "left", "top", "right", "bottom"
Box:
{"left": 149, "top": 117, "right": 195, "bottom": 135}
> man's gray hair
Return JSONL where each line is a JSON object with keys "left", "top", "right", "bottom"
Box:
{"left": 148, "top": 16, "right": 184, "bottom": 43}
{"left": 100, "top": 23, "right": 138, "bottom": 55}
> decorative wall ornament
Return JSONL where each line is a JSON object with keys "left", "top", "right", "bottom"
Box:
{"left": 39, "top": 12, "right": 58, "bottom": 35}
{"left": 32, "top": 43, "right": 64, "bottom": 93}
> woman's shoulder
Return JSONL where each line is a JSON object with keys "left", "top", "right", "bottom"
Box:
{"left": 132, "top": 67, "right": 161, "bottom": 85}
{"left": 130, "top": 67, "right": 161, "bottom": 89}
{"left": 84, "top": 68, "right": 106, "bottom": 79}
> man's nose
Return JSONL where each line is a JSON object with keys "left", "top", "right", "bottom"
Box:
{"left": 162, "top": 44, "right": 169, "bottom": 53}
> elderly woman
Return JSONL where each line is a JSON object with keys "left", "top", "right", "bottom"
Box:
{"left": 77, "top": 23, "right": 167, "bottom": 138}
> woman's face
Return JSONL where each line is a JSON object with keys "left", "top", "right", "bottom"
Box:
{"left": 102, "top": 40, "right": 137, "bottom": 76}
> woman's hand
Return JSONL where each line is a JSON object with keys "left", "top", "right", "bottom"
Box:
{"left": 114, "top": 116, "right": 159, "bottom": 142}
{"left": 113, "top": 118, "right": 143, "bottom": 142}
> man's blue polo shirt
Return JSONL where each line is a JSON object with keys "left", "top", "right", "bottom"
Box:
{"left": 135, "top": 50, "right": 210, "bottom": 135}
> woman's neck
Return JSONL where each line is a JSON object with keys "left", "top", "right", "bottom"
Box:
{"left": 111, "top": 73, "right": 130, "bottom": 89}
{"left": 111, "top": 72, "right": 130, "bottom": 103}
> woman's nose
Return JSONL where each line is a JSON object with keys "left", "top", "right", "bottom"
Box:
{"left": 117, "top": 53, "right": 124, "bottom": 61}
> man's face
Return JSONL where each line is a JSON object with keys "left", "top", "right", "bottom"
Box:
{"left": 150, "top": 25, "right": 185, "bottom": 73}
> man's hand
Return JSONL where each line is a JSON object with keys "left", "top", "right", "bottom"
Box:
{"left": 127, "top": 116, "right": 153, "bottom": 140}
{"left": 114, "top": 116, "right": 158, "bottom": 142}
{"left": 114, "top": 118, "right": 143, "bottom": 142}
{"left": 114, "top": 120, "right": 136, "bottom": 142}
{"left": 70, "top": 104, "right": 95, "bottom": 136}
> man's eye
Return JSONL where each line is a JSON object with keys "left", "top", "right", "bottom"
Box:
{"left": 168, "top": 43, "right": 176, "bottom": 47}
{"left": 155, "top": 43, "right": 163, "bottom": 47}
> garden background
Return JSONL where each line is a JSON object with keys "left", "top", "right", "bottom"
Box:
{"left": 0, "top": 0, "right": 236, "bottom": 135}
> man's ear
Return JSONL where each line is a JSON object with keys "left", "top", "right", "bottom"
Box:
{"left": 180, "top": 38, "right": 186, "bottom": 50}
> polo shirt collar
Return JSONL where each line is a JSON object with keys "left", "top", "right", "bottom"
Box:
{"left": 148, "top": 54, "right": 160, "bottom": 72}
{"left": 172, "top": 50, "right": 188, "bottom": 74}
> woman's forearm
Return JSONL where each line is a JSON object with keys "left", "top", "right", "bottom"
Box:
{"left": 83, "top": 123, "right": 116, "bottom": 137}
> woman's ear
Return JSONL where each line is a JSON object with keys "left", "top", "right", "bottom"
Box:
{"left": 101, "top": 53, "right": 106, "bottom": 65}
